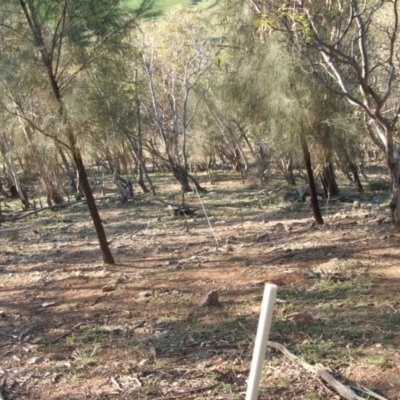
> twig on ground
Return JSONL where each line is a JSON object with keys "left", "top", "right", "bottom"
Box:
{"left": 152, "top": 384, "right": 217, "bottom": 400}
{"left": 238, "top": 323, "right": 375, "bottom": 400}
{"left": 131, "top": 321, "right": 146, "bottom": 331}
{"left": 46, "top": 322, "right": 88, "bottom": 345}
{"left": 110, "top": 377, "right": 122, "bottom": 391}
{"left": 351, "top": 383, "right": 389, "bottom": 400}
{"left": 88, "top": 295, "right": 106, "bottom": 306}
{"left": 386, "top": 303, "right": 398, "bottom": 313}
{"left": 19, "top": 323, "right": 37, "bottom": 341}
{"left": 266, "top": 341, "right": 365, "bottom": 400}
{"left": 0, "top": 331, "right": 17, "bottom": 339}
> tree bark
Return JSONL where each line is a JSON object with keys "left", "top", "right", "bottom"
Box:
{"left": 372, "top": 122, "right": 400, "bottom": 231}
{"left": 73, "top": 150, "right": 115, "bottom": 264}
{"left": 320, "top": 162, "right": 339, "bottom": 198}
{"left": 302, "top": 140, "right": 324, "bottom": 226}
{"left": 57, "top": 146, "right": 77, "bottom": 193}
{"left": 171, "top": 162, "right": 192, "bottom": 192}
{"left": 346, "top": 163, "right": 364, "bottom": 193}
{"left": 281, "top": 156, "right": 296, "bottom": 185}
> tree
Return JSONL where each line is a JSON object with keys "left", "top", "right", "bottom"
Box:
{"left": 138, "top": 7, "right": 213, "bottom": 192}
{"left": 258, "top": 0, "right": 400, "bottom": 229}
{"left": 0, "top": 0, "right": 151, "bottom": 263}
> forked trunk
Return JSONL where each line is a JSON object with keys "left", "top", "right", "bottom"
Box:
{"left": 171, "top": 162, "right": 192, "bottom": 192}
{"left": 73, "top": 150, "right": 115, "bottom": 264}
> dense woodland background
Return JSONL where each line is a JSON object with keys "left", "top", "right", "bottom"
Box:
{"left": 1, "top": 1, "right": 400, "bottom": 399}
{"left": 1, "top": 0, "right": 400, "bottom": 261}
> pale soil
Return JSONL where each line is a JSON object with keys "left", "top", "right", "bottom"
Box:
{"left": 1, "top": 172, "right": 400, "bottom": 400}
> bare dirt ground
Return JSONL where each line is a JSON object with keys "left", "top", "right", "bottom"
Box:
{"left": 1, "top": 169, "right": 400, "bottom": 400}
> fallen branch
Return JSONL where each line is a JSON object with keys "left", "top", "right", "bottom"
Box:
{"left": 238, "top": 322, "right": 381, "bottom": 400}
{"left": 351, "top": 383, "right": 389, "bottom": 400}
{"left": 131, "top": 320, "right": 146, "bottom": 331}
{"left": 152, "top": 384, "right": 217, "bottom": 400}
{"left": 46, "top": 321, "right": 88, "bottom": 345}
{"left": 267, "top": 340, "right": 370, "bottom": 400}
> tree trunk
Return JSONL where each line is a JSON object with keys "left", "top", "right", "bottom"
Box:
{"left": 372, "top": 122, "right": 400, "bottom": 231}
{"left": 347, "top": 163, "right": 364, "bottom": 193}
{"left": 387, "top": 137, "right": 400, "bottom": 232}
{"left": 281, "top": 156, "right": 296, "bottom": 185}
{"left": 2, "top": 132, "right": 29, "bottom": 209}
{"left": 171, "top": 162, "right": 192, "bottom": 192}
{"left": 58, "top": 146, "right": 77, "bottom": 193}
{"left": 320, "top": 162, "right": 339, "bottom": 198}
{"left": 302, "top": 140, "right": 324, "bottom": 226}
{"left": 73, "top": 149, "right": 115, "bottom": 264}
{"left": 188, "top": 173, "right": 207, "bottom": 193}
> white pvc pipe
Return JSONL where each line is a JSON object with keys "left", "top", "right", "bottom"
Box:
{"left": 245, "top": 283, "right": 277, "bottom": 400}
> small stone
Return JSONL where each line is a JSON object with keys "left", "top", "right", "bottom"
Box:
{"left": 102, "top": 285, "right": 116, "bottom": 292}
{"left": 154, "top": 330, "right": 170, "bottom": 339}
{"left": 353, "top": 201, "right": 360, "bottom": 209}
{"left": 226, "top": 236, "right": 238, "bottom": 244}
{"left": 198, "top": 290, "right": 219, "bottom": 307}
{"left": 28, "top": 356, "right": 44, "bottom": 364}
{"left": 138, "top": 290, "right": 152, "bottom": 298}
{"left": 42, "top": 302, "right": 57, "bottom": 308}
{"left": 379, "top": 235, "right": 387, "bottom": 240}
{"left": 116, "top": 274, "right": 128, "bottom": 284}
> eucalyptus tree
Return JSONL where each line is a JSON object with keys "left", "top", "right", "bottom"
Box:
{"left": 0, "top": 0, "right": 151, "bottom": 264}
{"left": 138, "top": 7, "right": 214, "bottom": 192}
{"left": 255, "top": 0, "right": 400, "bottom": 229}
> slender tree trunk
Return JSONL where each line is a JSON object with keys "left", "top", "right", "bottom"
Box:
{"left": 302, "top": 140, "right": 324, "bottom": 226}
{"left": 171, "top": 162, "right": 192, "bottom": 192}
{"left": 347, "top": 163, "right": 364, "bottom": 193}
{"left": 125, "top": 133, "right": 156, "bottom": 195}
{"left": 73, "top": 149, "right": 115, "bottom": 264}
{"left": 386, "top": 130, "right": 400, "bottom": 231}
{"left": 3, "top": 132, "right": 29, "bottom": 209}
{"left": 134, "top": 68, "right": 150, "bottom": 194}
{"left": 188, "top": 173, "right": 207, "bottom": 193}
{"left": 372, "top": 122, "right": 400, "bottom": 231}
{"left": 320, "top": 162, "right": 339, "bottom": 198}
{"left": 58, "top": 146, "right": 77, "bottom": 193}
{"left": 281, "top": 156, "right": 296, "bottom": 185}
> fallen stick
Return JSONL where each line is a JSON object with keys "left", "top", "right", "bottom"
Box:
{"left": 47, "top": 322, "right": 87, "bottom": 345}
{"left": 267, "top": 340, "right": 365, "bottom": 400}
{"left": 352, "top": 383, "right": 389, "bottom": 400}
{"left": 151, "top": 384, "right": 217, "bottom": 400}
{"left": 239, "top": 322, "right": 386, "bottom": 400}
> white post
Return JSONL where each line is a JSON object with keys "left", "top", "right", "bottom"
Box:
{"left": 246, "top": 283, "right": 277, "bottom": 400}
